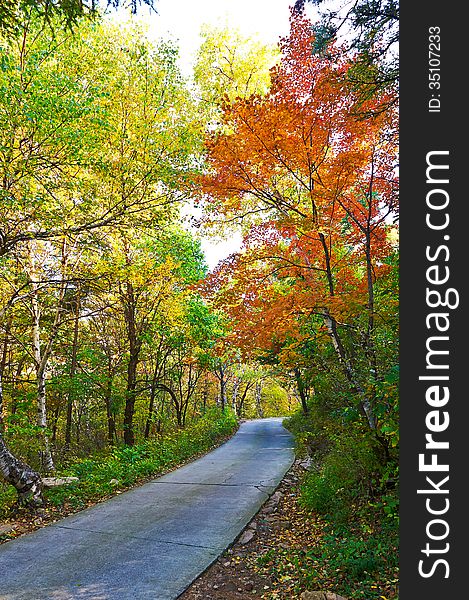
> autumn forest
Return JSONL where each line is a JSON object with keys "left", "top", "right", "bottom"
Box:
{"left": 0, "top": 1, "right": 399, "bottom": 597}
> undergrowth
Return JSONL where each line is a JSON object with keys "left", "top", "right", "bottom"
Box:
{"left": 282, "top": 409, "right": 399, "bottom": 599}
{"left": 0, "top": 408, "right": 237, "bottom": 518}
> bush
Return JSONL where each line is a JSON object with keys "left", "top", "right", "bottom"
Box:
{"left": 300, "top": 431, "right": 381, "bottom": 522}
{"left": 0, "top": 409, "right": 238, "bottom": 514}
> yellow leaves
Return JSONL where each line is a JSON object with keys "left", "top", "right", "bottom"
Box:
{"left": 195, "top": 24, "right": 280, "bottom": 107}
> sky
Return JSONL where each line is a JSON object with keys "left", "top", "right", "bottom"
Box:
{"left": 149, "top": 0, "right": 293, "bottom": 76}
{"left": 108, "top": 0, "right": 294, "bottom": 269}
{"left": 154, "top": 0, "right": 292, "bottom": 269}
{"left": 109, "top": 0, "right": 297, "bottom": 270}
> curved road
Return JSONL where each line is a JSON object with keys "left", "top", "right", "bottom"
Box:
{"left": 0, "top": 418, "right": 294, "bottom": 600}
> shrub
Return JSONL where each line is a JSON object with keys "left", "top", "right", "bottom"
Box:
{"left": 300, "top": 431, "right": 381, "bottom": 521}
{"left": 0, "top": 409, "right": 237, "bottom": 514}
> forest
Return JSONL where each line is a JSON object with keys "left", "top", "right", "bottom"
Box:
{"left": 0, "top": 1, "right": 399, "bottom": 598}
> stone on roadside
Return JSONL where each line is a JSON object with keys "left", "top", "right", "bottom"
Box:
{"left": 0, "top": 524, "right": 16, "bottom": 535}
{"left": 298, "top": 457, "right": 313, "bottom": 470}
{"left": 41, "top": 477, "right": 79, "bottom": 488}
{"left": 238, "top": 529, "right": 255, "bottom": 545}
{"left": 300, "top": 592, "right": 348, "bottom": 600}
{"left": 270, "top": 491, "right": 283, "bottom": 504}
{"left": 301, "top": 594, "right": 326, "bottom": 600}
{"left": 224, "top": 582, "right": 238, "bottom": 592}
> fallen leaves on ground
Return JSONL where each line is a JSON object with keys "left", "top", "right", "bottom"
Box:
{"left": 180, "top": 461, "right": 399, "bottom": 600}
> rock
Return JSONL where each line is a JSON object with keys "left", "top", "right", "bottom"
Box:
{"left": 0, "top": 524, "right": 15, "bottom": 535}
{"left": 270, "top": 491, "right": 283, "bottom": 504}
{"left": 300, "top": 592, "right": 348, "bottom": 600}
{"left": 298, "top": 457, "right": 313, "bottom": 470}
{"left": 41, "top": 477, "right": 79, "bottom": 488}
{"left": 238, "top": 529, "right": 255, "bottom": 545}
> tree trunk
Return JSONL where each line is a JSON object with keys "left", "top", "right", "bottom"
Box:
{"left": 31, "top": 292, "right": 55, "bottom": 472}
{"left": 237, "top": 382, "right": 253, "bottom": 417}
{"left": 255, "top": 380, "right": 264, "bottom": 418}
{"left": 220, "top": 375, "right": 226, "bottom": 412}
{"left": 318, "top": 231, "right": 377, "bottom": 430}
{"left": 0, "top": 433, "right": 43, "bottom": 506}
{"left": 103, "top": 357, "right": 117, "bottom": 446}
{"left": 144, "top": 381, "right": 158, "bottom": 439}
{"left": 294, "top": 368, "right": 309, "bottom": 415}
{"left": 0, "top": 315, "right": 12, "bottom": 431}
{"left": 0, "top": 371, "right": 43, "bottom": 505}
{"left": 65, "top": 289, "right": 80, "bottom": 450}
{"left": 323, "top": 313, "right": 376, "bottom": 429}
{"left": 154, "top": 382, "right": 180, "bottom": 426}
{"left": 51, "top": 404, "right": 60, "bottom": 444}
{"left": 105, "top": 396, "right": 117, "bottom": 446}
{"left": 202, "top": 375, "right": 209, "bottom": 412}
{"left": 231, "top": 377, "right": 240, "bottom": 416}
{"left": 124, "top": 351, "right": 138, "bottom": 445}
{"left": 28, "top": 244, "right": 62, "bottom": 472}
{"left": 122, "top": 282, "right": 141, "bottom": 446}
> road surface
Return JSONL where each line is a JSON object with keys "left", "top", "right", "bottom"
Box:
{"left": 0, "top": 418, "right": 294, "bottom": 600}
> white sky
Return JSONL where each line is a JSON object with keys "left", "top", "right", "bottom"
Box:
{"left": 109, "top": 0, "right": 297, "bottom": 270}
{"left": 150, "top": 0, "right": 293, "bottom": 76}
{"left": 153, "top": 1, "right": 294, "bottom": 270}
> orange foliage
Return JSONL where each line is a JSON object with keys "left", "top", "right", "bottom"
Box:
{"left": 197, "top": 11, "right": 398, "bottom": 366}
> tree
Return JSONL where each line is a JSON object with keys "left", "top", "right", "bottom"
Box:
{"left": 198, "top": 12, "right": 398, "bottom": 436}
{"left": 294, "top": 0, "right": 398, "bottom": 113}
{"left": 0, "top": 428, "right": 43, "bottom": 506}
{"left": 194, "top": 25, "right": 279, "bottom": 107}
{"left": 0, "top": 14, "right": 202, "bottom": 499}
{"left": 0, "top": 1, "right": 156, "bottom": 38}
{"left": 0, "top": 17, "right": 197, "bottom": 258}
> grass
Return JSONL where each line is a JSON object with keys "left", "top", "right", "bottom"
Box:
{"left": 277, "top": 410, "right": 399, "bottom": 599}
{"left": 1, "top": 408, "right": 238, "bottom": 520}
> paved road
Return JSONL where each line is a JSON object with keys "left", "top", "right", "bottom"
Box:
{"left": 0, "top": 418, "right": 294, "bottom": 600}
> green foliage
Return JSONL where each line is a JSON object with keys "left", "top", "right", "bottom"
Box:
{"left": 284, "top": 406, "right": 399, "bottom": 598}
{"left": 306, "top": 519, "right": 398, "bottom": 598}
{"left": 0, "top": 1, "right": 156, "bottom": 38}
{"left": 300, "top": 432, "right": 381, "bottom": 522}
{"left": 0, "top": 483, "right": 16, "bottom": 518}
{"left": 1, "top": 409, "right": 237, "bottom": 514}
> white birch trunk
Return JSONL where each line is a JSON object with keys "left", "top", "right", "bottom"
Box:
{"left": 28, "top": 245, "right": 55, "bottom": 472}
{"left": 0, "top": 371, "right": 43, "bottom": 505}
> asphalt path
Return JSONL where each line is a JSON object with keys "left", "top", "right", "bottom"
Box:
{"left": 0, "top": 418, "right": 294, "bottom": 600}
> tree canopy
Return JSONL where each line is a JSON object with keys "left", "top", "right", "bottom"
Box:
{"left": 0, "top": 0, "right": 156, "bottom": 37}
